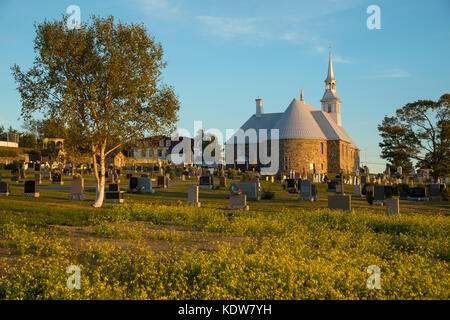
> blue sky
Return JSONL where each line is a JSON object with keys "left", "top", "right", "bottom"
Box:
{"left": 0, "top": 0, "right": 449, "bottom": 172}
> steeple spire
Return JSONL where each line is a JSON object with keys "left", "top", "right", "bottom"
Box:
{"left": 326, "top": 47, "right": 335, "bottom": 81}
{"left": 321, "top": 45, "right": 342, "bottom": 126}
{"left": 300, "top": 88, "right": 304, "bottom": 101}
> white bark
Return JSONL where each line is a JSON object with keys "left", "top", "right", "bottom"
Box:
{"left": 92, "top": 147, "right": 106, "bottom": 208}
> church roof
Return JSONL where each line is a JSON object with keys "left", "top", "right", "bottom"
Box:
{"left": 325, "top": 50, "right": 335, "bottom": 81}
{"left": 227, "top": 98, "right": 358, "bottom": 149}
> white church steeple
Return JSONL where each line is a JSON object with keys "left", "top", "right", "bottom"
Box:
{"left": 321, "top": 48, "right": 342, "bottom": 126}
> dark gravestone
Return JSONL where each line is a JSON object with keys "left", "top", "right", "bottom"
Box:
{"left": 129, "top": 177, "right": 139, "bottom": 191}
{"left": 428, "top": 184, "right": 441, "bottom": 201}
{"left": 408, "top": 187, "right": 427, "bottom": 201}
{"left": 52, "top": 173, "right": 63, "bottom": 185}
{"left": 0, "top": 182, "right": 10, "bottom": 196}
{"left": 327, "top": 179, "right": 340, "bottom": 192}
{"left": 299, "top": 180, "right": 315, "bottom": 201}
{"left": 285, "top": 179, "right": 298, "bottom": 193}
{"left": 25, "top": 181, "right": 36, "bottom": 192}
{"left": 199, "top": 176, "right": 214, "bottom": 189}
{"left": 109, "top": 183, "right": 119, "bottom": 192}
{"left": 105, "top": 190, "right": 124, "bottom": 203}
{"left": 23, "top": 180, "right": 39, "bottom": 197}
{"left": 399, "top": 191, "right": 408, "bottom": 200}
{"left": 373, "top": 186, "right": 385, "bottom": 205}
{"left": 157, "top": 175, "right": 168, "bottom": 188}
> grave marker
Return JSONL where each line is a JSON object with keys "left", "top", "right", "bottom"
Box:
{"left": 157, "top": 175, "right": 169, "bottom": 188}
{"left": 187, "top": 185, "right": 201, "bottom": 207}
{"left": 373, "top": 186, "right": 385, "bottom": 205}
{"left": 22, "top": 180, "right": 39, "bottom": 198}
{"left": 328, "top": 195, "right": 351, "bottom": 212}
{"left": 0, "top": 181, "right": 10, "bottom": 196}
{"left": 69, "top": 178, "right": 86, "bottom": 200}
{"left": 226, "top": 194, "right": 249, "bottom": 211}
{"left": 385, "top": 198, "right": 400, "bottom": 216}
{"left": 353, "top": 184, "right": 362, "bottom": 197}
{"left": 199, "top": 176, "right": 214, "bottom": 190}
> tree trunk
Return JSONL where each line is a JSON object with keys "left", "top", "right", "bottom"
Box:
{"left": 92, "top": 148, "right": 106, "bottom": 208}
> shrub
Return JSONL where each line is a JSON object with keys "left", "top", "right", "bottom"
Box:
{"left": 240, "top": 172, "right": 253, "bottom": 182}
{"left": 226, "top": 168, "right": 237, "bottom": 179}
{"left": 261, "top": 189, "right": 275, "bottom": 200}
{"left": 366, "top": 190, "right": 374, "bottom": 204}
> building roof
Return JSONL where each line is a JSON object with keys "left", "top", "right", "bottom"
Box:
{"left": 325, "top": 50, "right": 335, "bottom": 81}
{"left": 227, "top": 98, "right": 358, "bottom": 149}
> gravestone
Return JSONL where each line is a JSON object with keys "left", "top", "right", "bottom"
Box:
{"left": 52, "top": 173, "right": 64, "bottom": 185}
{"left": 328, "top": 195, "right": 351, "bottom": 212}
{"left": 219, "top": 176, "right": 227, "bottom": 188}
{"left": 399, "top": 191, "right": 408, "bottom": 200}
{"left": 0, "top": 182, "right": 10, "bottom": 196}
{"left": 428, "top": 184, "right": 441, "bottom": 201}
{"left": 43, "top": 170, "right": 51, "bottom": 181}
{"left": 326, "top": 179, "right": 340, "bottom": 192}
{"left": 35, "top": 173, "right": 42, "bottom": 185}
{"left": 385, "top": 198, "right": 400, "bottom": 216}
{"left": 299, "top": 180, "right": 317, "bottom": 201}
{"left": 109, "top": 183, "right": 119, "bottom": 192}
{"left": 69, "top": 178, "right": 85, "bottom": 201}
{"left": 408, "top": 187, "right": 428, "bottom": 201}
{"left": 22, "top": 180, "right": 39, "bottom": 198}
{"left": 360, "top": 176, "right": 367, "bottom": 186}
{"left": 157, "top": 175, "right": 169, "bottom": 188}
{"left": 136, "top": 177, "right": 155, "bottom": 194}
{"left": 187, "top": 185, "right": 201, "bottom": 207}
{"left": 285, "top": 179, "right": 298, "bottom": 193}
{"left": 199, "top": 176, "right": 214, "bottom": 190}
{"left": 226, "top": 194, "right": 249, "bottom": 211}
{"left": 335, "top": 183, "right": 343, "bottom": 194}
{"left": 373, "top": 186, "right": 385, "bottom": 205}
{"left": 234, "top": 181, "right": 260, "bottom": 200}
{"left": 353, "top": 184, "right": 362, "bottom": 197}
{"left": 129, "top": 177, "right": 139, "bottom": 192}
{"left": 104, "top": 183, "right": 125, "bottom": 203}
{"left": 19, "top": 168, "right": 25, "bottom": 180}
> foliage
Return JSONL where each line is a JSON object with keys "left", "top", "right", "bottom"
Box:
{"left": 226, "top": 168, "right": 237, "bottom": 179}
{"left": 378, "top": 94, "right": 450, "bottom": 180}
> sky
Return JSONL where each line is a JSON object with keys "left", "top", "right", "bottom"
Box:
{"left": 0, "top": 0, "right": 449, "bottom": 172}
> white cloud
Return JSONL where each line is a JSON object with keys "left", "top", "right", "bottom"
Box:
{"left": 369, "top": 68, "right": 413, "bottom": 78}
{"left": 333, "top": 55, "right": 353, "bottom": 64}
{"left": 195, "top": 16, "right": 267, "bottom": 38}
{"left": 137, "top": 0, "right": 184, "bottom": 18}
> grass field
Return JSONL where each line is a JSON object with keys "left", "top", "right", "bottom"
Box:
{"left": 0, "top": 169, "right": 449, "bottom": 299}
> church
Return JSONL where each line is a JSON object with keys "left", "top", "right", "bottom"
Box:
{"left": 226, "top": 50, "right": 360, "bottom": 175}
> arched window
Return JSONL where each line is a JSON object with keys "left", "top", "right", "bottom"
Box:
{"left": 320, "top": 142, "right": 324, "bottom": 155}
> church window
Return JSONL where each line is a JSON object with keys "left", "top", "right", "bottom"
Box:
{"left": 328, "top": 104, "right": 332, "bottom": 112}
{"left": 320, "top": 142, "right": 324, "bottom": 155}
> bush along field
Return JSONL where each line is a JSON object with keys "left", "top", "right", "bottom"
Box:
{"left": 0, "top": 181, "right": 449, "bottom": 299}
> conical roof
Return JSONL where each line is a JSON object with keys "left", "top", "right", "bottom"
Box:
{"left": 326, "top": 50, "right": 335, "bottom": 81}
{"left": 274, "top": 98, "right": 327, "bottom": 140}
